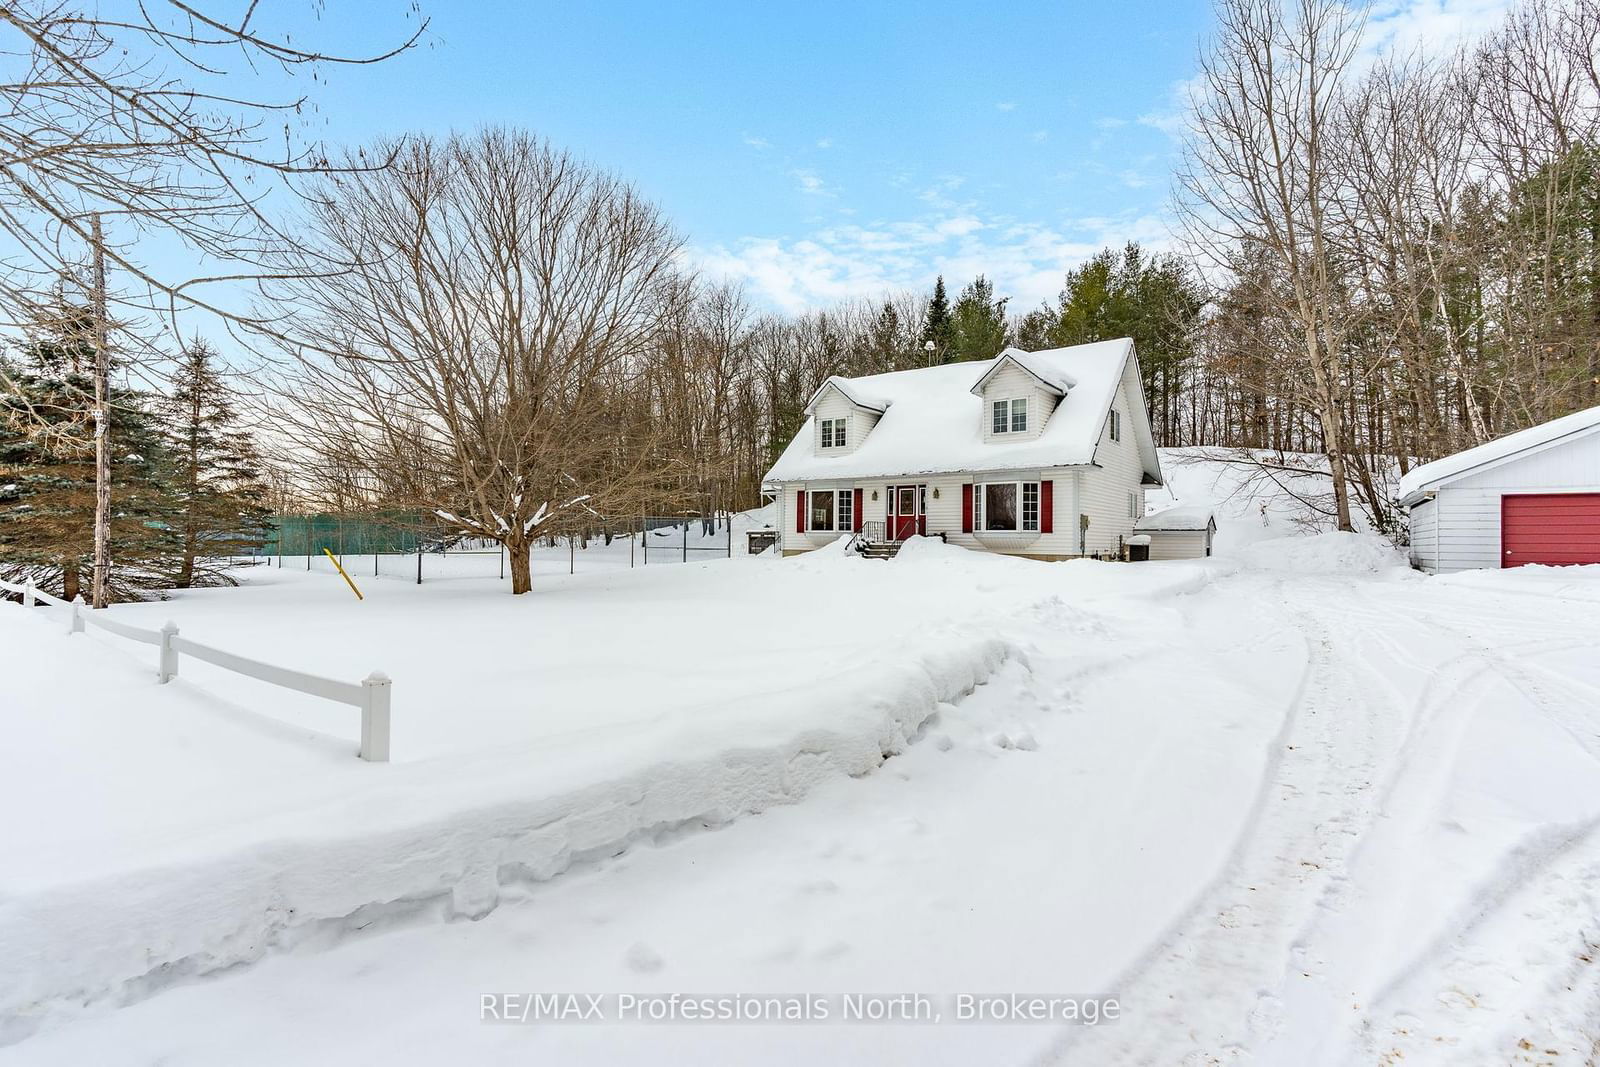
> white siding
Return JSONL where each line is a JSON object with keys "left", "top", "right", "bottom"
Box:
{"left": 1407, "top": 497, "right": 1439, "bottom": 571}
{"left": 1414, "top": 426, "right": 1600, "bottom": 573}
{"left": 1148, "top": 529, "right": 1210, "bottom": 561}
{"left": 779, "top": 469, "right": 1086, "bottom": 558}
{"left": 1076, "top": 370, "right": 1147, "bottom": 555}
{"left": 978, "top": 364, "right": 1058, "bottom": 444}
{"left": 810, "top": 385, "right": 881, "bottom": 457}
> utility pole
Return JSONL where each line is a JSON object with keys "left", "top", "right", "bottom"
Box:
{"left": 89, "top": 213, "right": 111, "bottom": 610}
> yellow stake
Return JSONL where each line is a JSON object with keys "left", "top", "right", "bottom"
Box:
{"left": 322, "top": 547, "right": 364, "bottom": 601}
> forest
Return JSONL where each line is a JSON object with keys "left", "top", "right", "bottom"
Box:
{"left": 2, "top": 0, "right": 1598, "bottom": 595}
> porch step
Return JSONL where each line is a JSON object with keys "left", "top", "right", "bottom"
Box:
{"left": 859, "top": 541, "right": 902, "bottom": 560}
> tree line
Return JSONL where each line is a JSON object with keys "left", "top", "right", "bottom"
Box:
{"left": 3, "top": 0, "right": 1598, "bottom": 596}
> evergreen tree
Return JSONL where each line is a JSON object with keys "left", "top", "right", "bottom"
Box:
{"left": 1047, "top": 243, "right": 1203, "bottom": 445}
{"left": 921, "top": 275, "right": 953, "bottom": 362}
{"left": 163, "top": 339, "right": 272, "bottom": 587}
{"left": 867, "top": 301, "right": 903, "bottom": 373}
{"left": 0, "top": 306, "right": 178, "bottom": 600}
{"left": 1013, "top": 305, "right": 1057, "bottom": 351}
{"left": 948, "top": 275, "right": 1011, "bottom": 362}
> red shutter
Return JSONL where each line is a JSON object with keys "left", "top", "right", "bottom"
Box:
{"left": 853, "top": 488, "right": 864, "bottom": 532}
{"left": 962, "top": 484, "right": 973, "bottom": 532}
{"left": 1040, "top": 480, "right": 1053, "bottom": 533}
{"left": 796, "top": 490, "right": 806, "bottom": 533}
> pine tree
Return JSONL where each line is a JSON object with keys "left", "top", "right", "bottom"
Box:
{"left": 0, "top": 306, "right": 178, "bottom": 600}
{"left": 1013, "top": 305, "right": 1057, "bottom": 351}
{"left": 948, "top": 275, "right": 1011, "bottom": 362}
{"left": 163, "top": 339, "right": 272, "bottom": 587}
{"left": 1047, "top": 243, "right": 1203, "bottom": 445}
{"left": 921, "top": 275, "right": 953, "bottom": 362}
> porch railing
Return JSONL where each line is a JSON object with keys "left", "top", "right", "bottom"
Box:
{"left": 847, "top": 520, "right": 886, "bottom": 552}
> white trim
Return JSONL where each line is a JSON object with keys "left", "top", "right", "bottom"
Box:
{"left": 803, "top": 377, "right": 889, "bottom": 416}
{"left": 808, "top": 487, "right": 855, "bottom": 532}
{"left": 975, "top": 479, "right": 1041, "bottom": 533}
{"left": 969, "top": 348, "right": 1077, "bottom": 397}
{"left": 1398, "top": 410, "right": 1600, "bottom": 503}
{"left": 818, "top": 416, "right": 848, "bottom": 450}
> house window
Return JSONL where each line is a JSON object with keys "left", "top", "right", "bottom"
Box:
{"left": 1127, "top": 491, "right": 1138, "bottom": 518}
{"left": 810, "top": 489, "right": 852, "bottom": 531}
{"left": 1109, "top": 409, "right": 1122, "bottom": 442}
{"left": 991, "top": 398, "right": 1027, "bottom": 434}
{"left": 810, "top": 490, "right": 835, "bottom": 530}
{"left": 819, "top": 417, "right": 847, "bottom": 449}
{"left": 976, "top": 481, "right": 1042, "bottom": 533}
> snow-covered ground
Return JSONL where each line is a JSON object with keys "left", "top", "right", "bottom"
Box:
{"left": 1150, "top": 445, "right": 1399, "bottom": 551}
{"left": 6, "top": 483, "right": 1600, "bottom": 1064}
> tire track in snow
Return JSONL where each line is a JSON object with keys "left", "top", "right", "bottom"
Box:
{"left": 1318, "top": 585, "right": 1600, "bottom": 1063}
{"left": 1043, "top": 576, "right": 1398, "bottom": 1066}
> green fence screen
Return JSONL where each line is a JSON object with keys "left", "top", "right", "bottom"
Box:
{"left": 263, "top": 514, "right": 430, "bottom": 557}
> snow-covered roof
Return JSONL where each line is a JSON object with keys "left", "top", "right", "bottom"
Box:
{"left": 804, "top": 376, "right": 890, "bottom": 415}
{"left": 1397, "top": 403, "right": 1600, "bottom": 504}
{"left": 1136, "top": 505, "right": 1215, "bottom": 532}
{"left": 969, "top": 347, "right": 1078, "bottom": 397}
{"left": 764, "top": 338, "right": 1162, "bottom": 484}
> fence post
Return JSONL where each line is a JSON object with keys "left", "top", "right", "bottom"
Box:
{"left": 68, "top": 594, "right": 85, "bottom": 634}
{"left": 23, "top": 579, "right": 34, "bottom": 608}
{"left": 158, "top": 620, "right": 179, "bottom": 683}
{"left": 683, "top": 521, "right": 687, "bottom": 563}
{"left": 360, "top": 671, "right": 392, "bottom": 762}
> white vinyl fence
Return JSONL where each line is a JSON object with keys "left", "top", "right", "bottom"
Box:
{"left": 0, "top": 578, "right": 391, "bottom": 761}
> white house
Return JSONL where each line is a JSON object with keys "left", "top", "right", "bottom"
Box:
{"left": 762, "top": 338, "right": 1164, "bottom": 560}
{"left": 1398, "top": 403, "right": 1600, "bottom": 572}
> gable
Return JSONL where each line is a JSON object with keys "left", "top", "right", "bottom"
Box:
{"left": 763, "top": 338, "right": 1160, "bottom": 485}
{"left": 1398, "top": 403, "right": 1600, "bottom": 502}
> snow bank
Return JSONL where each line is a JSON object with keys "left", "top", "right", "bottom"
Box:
{"left": 0, "top": 555, "right": 1028, "bottom": 1041}
{"left": 2, "top": 620, "right": 1015, "bottom": 1041}
{"left": 1236, "top": 531, "right": 1412, "bottom": 575}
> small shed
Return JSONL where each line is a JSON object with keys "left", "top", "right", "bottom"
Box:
{"left": 1399, "top": 404, "right": 1600, "bottom": 572}
{"left": 1134, "top": 506, "right": 1216, "bottom": 560}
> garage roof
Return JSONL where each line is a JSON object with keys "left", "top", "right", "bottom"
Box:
{"left": 1397, "top": 403, "right": 1600, "bottom": 506}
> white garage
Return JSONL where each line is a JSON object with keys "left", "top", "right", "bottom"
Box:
{"left": 1133, "top": 505, "right": 1217, "bottom": 561}
{"left": 1399, "top": 404, "right": 1600, "bottom": 573}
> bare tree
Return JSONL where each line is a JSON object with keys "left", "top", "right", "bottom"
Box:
{"left": 0, "top": 1, "right": 421, "bottom": 602}
{"left": 270, "top": 129, "right": 687, "bottom": 594}
{"left": 1177, "top": 0, "right": 1365, "bottom": 530}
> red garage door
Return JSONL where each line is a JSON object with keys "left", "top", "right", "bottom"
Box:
{"left": 1502, "top": 493, "right": 1600, "bottom": 567}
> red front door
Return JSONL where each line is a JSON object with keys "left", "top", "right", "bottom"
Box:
{"left": 889, "top": 484, "right": 925, "bottom": 540}
{"left": 1502, "top": 493, "right": 1600, "bottom": 567}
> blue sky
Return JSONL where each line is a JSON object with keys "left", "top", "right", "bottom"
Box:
{"left": 311, "top": 0, "right": 1208, "bottom": 314}
{"left": 213, "top": 0, "right": 1515, "bottom": 319}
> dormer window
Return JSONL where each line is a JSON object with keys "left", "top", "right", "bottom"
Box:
{"left": 820, "top": 417, "right": 847, "bottom": 449}
{"left": 991, "top": 398, "right": 1027, "bottom": 434}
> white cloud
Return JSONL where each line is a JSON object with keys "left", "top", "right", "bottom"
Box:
{"left": 743, "top": 135, "right": 772, "bottom": 149}
{"left": 688, "top": 209, "right": 1173, "bottom": 315}
{"left": 917, "top": 174, "right": 968, "bottom": 209}
{"left": 1031, "top": 129, "right": 1049, "bottom": 143}
{"left": 996, "top": 101, "right": 1017, "bottom": 112}
{"left": 1360, "top": 0, "right": 1511, "bottom": 62}
{"left": 1094, "top": 116, "right": 1129, "bottom": 129}
{"left": 792, "top": 169, "right": 831, "bottom": 197}
{"left": 816, "top": 137, "right": 833, "bottom": 149}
